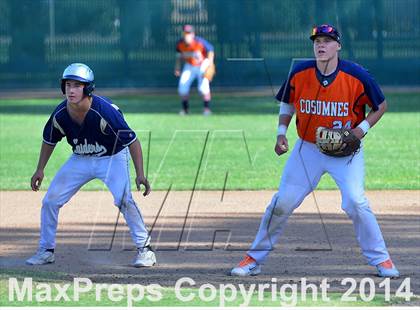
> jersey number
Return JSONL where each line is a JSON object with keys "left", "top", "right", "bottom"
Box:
{"left": 333, "top": 120, "right": 351, "bottom": 129}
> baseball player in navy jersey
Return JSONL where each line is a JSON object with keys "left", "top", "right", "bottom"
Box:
{"left": 230, "top": 24, "right": 399, "bottom": 278}
{"left": 26, "top": 63, "right": 156, "bottom": 267}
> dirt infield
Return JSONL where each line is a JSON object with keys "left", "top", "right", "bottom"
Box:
{"left": 1, "top": 190, "right": 419, "bottom": 294}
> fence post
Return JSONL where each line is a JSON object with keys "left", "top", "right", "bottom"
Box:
{"left": 374, "top": 0, "right": 384, "bottom": 60}
{"left": 48, "top": 0, "right": 55, "bottom": 56}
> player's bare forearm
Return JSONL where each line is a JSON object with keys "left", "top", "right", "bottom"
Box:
{"left": 278, "top": 114, "right": 292, "bottom": 128}
{"left": 275, "top": 114, "right": 293, "bottom": 155}
{"left": 36, "top": 142, "right": 55, "bottom": 171}
{"left": 353, "top": 100, "right": 387, "bottom": 139}
{"left": 366, "top": 100, "right": 387, "bottom": 128}
{"left": 31, "top": 142, "right": 55, "bottom": 191}
{"left": 175, "top": 57, "right": 181, "bottom": 69}
{"left": 174, "top": 54, "right": 182, "bottom": 75}
{"left": 207, "top": 51, "right": 215, "bottom": 64}
{"left": 129, "top": 139, "right": 145, "bottom": 178}
{"left": 129, "top": 139, "right": 151, "bottom": 196}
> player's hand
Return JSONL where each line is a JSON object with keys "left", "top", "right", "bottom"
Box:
{"left": 174, "top": 69, "right": 181, "bottom": 77}
{"left": 352, "top": 127, "right": 364, "bottom": 140}
{"left": 31, "top": 169, "right": 44, "bottom": 191}
{"left": 136, "top": 176, "right": 151, "bottom": 196}
{"left": 274, "top": 135, "right": 289, "bottom": 156}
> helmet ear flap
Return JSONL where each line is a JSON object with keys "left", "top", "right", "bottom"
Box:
{"left": 83, "top": 82, "right": 95, "bottom": 96}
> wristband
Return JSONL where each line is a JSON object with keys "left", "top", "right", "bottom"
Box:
{"left": 357, "top": 120, "right": 370, "bottom": 135}
{"left": 277, "top": 125, "right": 287, "bottom": 136}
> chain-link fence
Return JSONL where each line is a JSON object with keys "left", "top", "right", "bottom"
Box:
{"left": 0, "top": 0, "right": 419, "bottom": 89}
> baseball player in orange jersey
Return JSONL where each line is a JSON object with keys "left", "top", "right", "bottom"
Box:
{"left": 231, "top": 24, "right": 399, "bottom": 278}
{"left": 175, "top": 24, "right": 215, "bottom": 115}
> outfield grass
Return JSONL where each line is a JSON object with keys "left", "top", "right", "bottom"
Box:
{"left": 0, "top": 270, "right": 404, "bottom": 307}
{"left": 0, "top": 92, "right": 419, "bottom": 190}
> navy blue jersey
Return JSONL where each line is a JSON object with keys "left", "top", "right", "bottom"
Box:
{"left": 43, "top": 95, "right": 137, "bottom": 156}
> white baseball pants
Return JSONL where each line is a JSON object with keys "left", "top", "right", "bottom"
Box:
{"left": 247, "top": 139, "right": 390, "bottom": 266}
{"left": 38, "top": 148, "right": 150, "bottom": 250}
{"left": 178, "top": 59, "right": 210, "bottom": 96}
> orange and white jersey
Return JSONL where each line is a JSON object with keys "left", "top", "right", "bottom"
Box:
{"left": 176, "top": 36, "right": 214, "bottom": 67}
{"left": 276, "top": 59, "right": 385, "bottom": 143}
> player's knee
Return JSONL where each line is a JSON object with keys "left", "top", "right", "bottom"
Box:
{"left": 341, "top": 194, "right": 369, "bottom": 217}
{"left": 200, "top": 90, "right": 211, "bottom": 100}
{"left": 114, "top": 197, "right": 124, "bottom": 209}
{"left": 178, "top": 86, "right": 189, "bottom": 96}
{"left": 202, "top": 93, "right": 211, "bottom": 101}
{"left": 42, "top": 194, "right": 60, "bottom": 209}
{"left": 270, "top": 194, "right": 295, "bottom": 216}
{"left": 199, "top": 82, "right": 210, "bottom": 95}
{"left": 114, "top": 193, "right": 133, "bottom": 210}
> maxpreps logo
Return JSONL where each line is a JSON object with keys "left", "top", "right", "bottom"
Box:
{"left": 299, "top": 98, "right": 349, "bottom": 117}
{"left": 73, "top": 138, "right": 107, "bottom": 156}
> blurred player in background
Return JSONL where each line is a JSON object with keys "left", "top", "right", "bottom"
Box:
{"left": 175, "top": 24, "right": 215, "bottom": 115}
{"left": 230, "top": 24, "right": 399, "bottom": 278}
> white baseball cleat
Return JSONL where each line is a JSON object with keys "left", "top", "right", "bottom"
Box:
{"left": 133, "top": 246, "right": 156, "bottom": 267}
{"left": 203, "top": 108, "right": 212, "bottom": 116}
{"left": 230, "top": 255, "right": 261, "bottom": 276}
{"left": 26, "top": 249, "right": 55, "bottom": 265}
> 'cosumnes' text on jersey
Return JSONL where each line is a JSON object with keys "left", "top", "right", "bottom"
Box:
{"left": 276, "top": 59, "right": 385, "bottom": 143}
{"left": 43, "top": 95, "right": 137, "bottom": 156}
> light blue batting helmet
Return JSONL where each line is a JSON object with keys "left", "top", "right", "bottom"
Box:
{"left": 61, "top": 63, "right": 95, "bottom": 96}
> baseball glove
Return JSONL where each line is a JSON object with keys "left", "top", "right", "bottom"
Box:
{"left": 203, "top": 63, "right": 216, "bottom": 82}
{"left": 315, "top": 127, "right": 361, "bottom": 157}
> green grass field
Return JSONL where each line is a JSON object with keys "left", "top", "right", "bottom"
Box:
{"left": 0, "top": 92, "right": 419, "bottom": 191}
{"left": 1, "top": 92, "right": 419, "bottom": 308}
{"left": 0, "top": 270, "right": 408, "bottom": 307}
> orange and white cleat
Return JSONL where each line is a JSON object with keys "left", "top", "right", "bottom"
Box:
{"left": 376, "top": 259, "right": 399, "bottom": 278}
{"left": 230, "top": 255, "right": 261, "bottom": 276}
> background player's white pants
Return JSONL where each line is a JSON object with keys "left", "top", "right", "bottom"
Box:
{"left": 247, "top": 139, "right": 390, "bottom": 266}
{"left": 178, "top": 59, "right": 210, "bottom": 96}
{"left": 39, "top": 148, "right": 150, "bottom": 250}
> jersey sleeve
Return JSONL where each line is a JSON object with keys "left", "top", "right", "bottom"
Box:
{"left": 276, "top": 76, "right": 295, "bottom": 104}
{"left": 361, "top": 71, "right": 385, "bottom": 111}
{"left": 197, "top": 37, "right": 214, "bottom": 52}
{"left": 104, "top": 106, "right": 137, "bottom": 147}
{"left": 42, "top": 114, "right": 65, "bottom": 145}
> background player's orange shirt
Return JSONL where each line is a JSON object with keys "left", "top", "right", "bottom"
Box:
{"left": 276, "top": 59, "right": 385, "bottom": 143}
{"left": 176, "top": 36, "right": 214, "bottom": 67}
